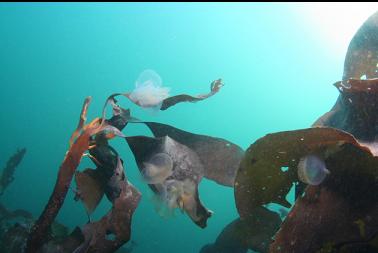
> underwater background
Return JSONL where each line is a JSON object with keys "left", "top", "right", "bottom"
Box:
{"left": 0, "top": 2, "right": 378, "bottom": 253}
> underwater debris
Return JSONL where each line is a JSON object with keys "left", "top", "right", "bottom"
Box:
{"left": 26, "top": 97, "right": 125, "bottom": 253}
{"left": 136, "top": 121, "right": 244, "bottom": 186}
{"left": 200, "top": 206, "right": 281, "bottom": 253}
{"left": 234, "top": 127, "right": 368, "bottom": 218}
{"left": 126, "top": 135, "right": 212, "bottom": 228}
{"left": 0, "top": 148, "right": 26, "bottom": 195}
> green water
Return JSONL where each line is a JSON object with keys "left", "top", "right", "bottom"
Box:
{"left": 0, "top": 2, "right": 374, "bottom": 253}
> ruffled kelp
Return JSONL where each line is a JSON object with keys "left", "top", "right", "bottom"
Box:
{"left": 0, "top": 148, "right": 26, "bottom": 195}
{"left": 135, "top": 121, "right": 244, "bottom": 186}
{"left": 126, "top": 135, "right": 212, "bottom": 228}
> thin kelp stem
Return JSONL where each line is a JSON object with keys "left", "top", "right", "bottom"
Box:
{"left": 25, "top": 98, "right": 93, "bottom": 253}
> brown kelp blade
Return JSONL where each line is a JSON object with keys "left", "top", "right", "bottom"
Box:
{"left": 77, "top": 179, "right": 141, "bottom": 253}
{"left": 343, "top": 11, "right": 378, "bottom": 81}
{"left": 160, "top": 79, "right": 223, "bottom": 110}
{"left": 234, "top": 127, "right": 370, "bottom": 219}
{"left": 0, "top": 148, "right": 26, "bottom": 195}
{"left": 139, "top": 121, "right": 244, "bottom": 186}
{"left": 126, "top": 135, "right": 212, "bottom": 228}
{"left": 270, "top": 140, "right": 378, "bottom": 253}
{"left": 200, "top": 206, "right": 281, "bottom": 253}
{"left": 313, "top": 78, "right": 378, "bottom": 146}
{"left": 75, "top": 168, "right": 105, "bottom": 215}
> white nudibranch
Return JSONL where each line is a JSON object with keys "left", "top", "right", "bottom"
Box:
{"left": 297, "top": 154, "right": 330, "bottom": 185}
{"left": 141, "top": 152, "right": 173, "bottom": 184}
{"left": 128, "top": 69, "right": 170, "bottom": 108}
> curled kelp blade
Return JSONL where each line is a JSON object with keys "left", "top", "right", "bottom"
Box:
{"left": 160, "top": 79, "right": 223, "bottom": 110}
{"left": 137, "top": 121, "right": 244, "bottom": 186}
{"left": 74, "top": 168, "right": 105, "bottom": 215}
{"left": 126, "top": 135, "right": 212, "bottom": 228}
{"left": 200, "top": 206, "right": 281, "bottom": 253}
{"left": 270, "top": 140, "right": 378, "bottom": 253}
{"left": 234, "top": 127, "right": 370, "bottom": 219}
{"left": 313, "top": 78, "right": 378, "bottom": 145}
{"left": 343, "top": 11, "right": 378, "bottom": 81}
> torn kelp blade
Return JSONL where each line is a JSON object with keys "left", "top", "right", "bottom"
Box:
{"left": 160, "top": 79, "right": 223, "bottom": 110}
{"left": 343, "top": 11, "right": 378, "bottom": 81}
{"left": 234, "top": 127, "right": 370, "bottom": 219}
{"left": 270, "top": 140, "right": 378, "bottom": 252}
{"left": 78, "top": 180, "right": 141, "bottom": 253}
{"left": 139, "top": 121, "right": 244, "bottom": 186}
{"left": 126, "top": 135, "right": 212, "bottom": 228}
{"left": 75, "top": 168, "right": 105, "bottom": 215}
{"left": 200, "top": 206, "right": 281, "bottom": 253}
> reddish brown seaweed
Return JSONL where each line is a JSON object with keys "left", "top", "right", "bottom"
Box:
{"left": 26, "top": 97, "right": 123, "bottom": 252}
{"left": 78, "top": 179, "right": 141, "bottom": 253}
{"left": 270, "top": 140, "right": 378, "bottom": 252}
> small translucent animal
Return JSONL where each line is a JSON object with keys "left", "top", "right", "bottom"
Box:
{"left": 127, "top": 69, "right": 170, "bottom": 109}
{"left": 141, "top": 152, "right": 173, "bottom": 184}
{"left": 297, "top": 154, "right": 330, "bottom": 185}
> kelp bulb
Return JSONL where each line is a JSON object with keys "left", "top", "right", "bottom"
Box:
{"left": 297, "top": 154, "right": 330, "bottom": 185}
{"left": 141, "top": 152, "right": 173, "bottom": 184}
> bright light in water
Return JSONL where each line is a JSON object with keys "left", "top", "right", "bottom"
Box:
{"left": 298, "top": 3, "right": 378, "bottom": 54}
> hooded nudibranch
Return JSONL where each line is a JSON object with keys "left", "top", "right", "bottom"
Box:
{"left": 297, "top": 154, "right": 330, "bottom": 185}
{"left": 141, "top": 152, "right": 174, "bottom": 184}
{"left": 128, "top": 69, "right": 171, "bottom": 108}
